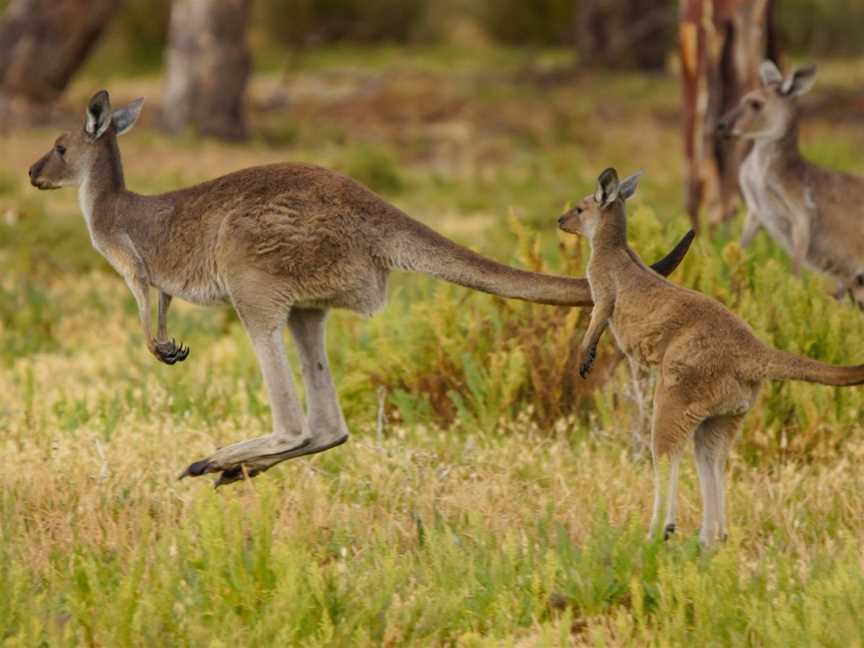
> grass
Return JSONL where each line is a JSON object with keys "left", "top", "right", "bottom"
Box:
{"left": 2, "top": 49, "right": 864, "bottom": 646}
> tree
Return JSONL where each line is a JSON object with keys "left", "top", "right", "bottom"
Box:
{"left": 161, "top": 0, "right": 251, "bottom": 140}
{"left": 680, "top": 0, "right": 778, "bottom": 229}
{"left": 0, "top": 0, "right": 119, "bottom": 123}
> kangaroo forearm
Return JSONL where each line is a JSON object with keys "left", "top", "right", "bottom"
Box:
{"left": 582, "top": 305, "right": 611, "bottom": 353}
{"left": 126, "top": 275, "right": 154, "bottom": 348}
{"left": 157, "top": 292, "right": 173, "bottom": 341}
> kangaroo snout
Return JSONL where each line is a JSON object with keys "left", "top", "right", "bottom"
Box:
{"left": 28, "top": 155, "right": 56, "bottom": 189}
{"left": 28, "top": 161, "right": 43, "bottom": 187}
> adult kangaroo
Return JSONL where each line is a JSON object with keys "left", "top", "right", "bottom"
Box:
{"left": 29, "top": 91, "right": 694, "bottom": 486}
{"left": 718, "top": 61, "right": 864, "bottom": 307}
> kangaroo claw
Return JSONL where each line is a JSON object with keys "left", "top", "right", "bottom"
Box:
{"left": 579, "top": 347, "right": 596, "bottom": 379}
{"left": 214, "top": 465, "right": 266, "bottom": 488}
{"left": 155, "top": 338, "right": 190, "bottom": 365}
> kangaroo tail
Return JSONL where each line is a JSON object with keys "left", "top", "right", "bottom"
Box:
{"left": 755, "top": 346, "right": 864, "bottom": 386}
{"left": 381, "top": 215, "right": 694, "bottom": 307}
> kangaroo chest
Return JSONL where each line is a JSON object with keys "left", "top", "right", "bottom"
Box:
{"left": 740, "top": 152, "right": 799, "bottom": 252}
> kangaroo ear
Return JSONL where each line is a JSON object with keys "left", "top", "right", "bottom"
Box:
{"left": 595, "top": 168, "right": 620, "bottom": 207}
{"left": 618, "top": 171, "right": 643, "bottom": 201}
{"left": 84, "top": 90, "right": 112, "bottom": 140}
{"left": 759, "top": 60, "right": 783, "bottom": 88}
{"left": 781, "top": 64, "right": 817, "bottom": 97}
{"left": 112, "top": 98, "right": 144, "bottom": 136}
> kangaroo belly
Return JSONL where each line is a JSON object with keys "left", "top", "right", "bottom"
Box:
{"left": 294, "top": 264, "right": 389, "bottom": 315}
{"left": 741, "top": 156, "right": 796, "bottom": 251}
{"left": 154, "top": 276, "right": 229, "bottom": 305}
{"left": 611, "top": 326, "right": 664, "bottom": 367}
{"left": 610, "top": 307, "right": 666, "bottom": 367}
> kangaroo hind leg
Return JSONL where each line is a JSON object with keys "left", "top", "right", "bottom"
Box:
{"left": 181, "top": 303, "right": 317, "bottom": 486}
{"left": 648, "top": 383, "right": 703, "bottom": 541}
{"left": 694, "top": 414, "right": 743, "bottom": 546}
{"left": 287, "top": 308, "right": 350, "bottom": 454}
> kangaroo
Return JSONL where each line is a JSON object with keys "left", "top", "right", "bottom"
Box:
{"left": 28, "top": 91, "right": 694, "bottom": 487}
{"left": 717, "top": 61, "right": 864, "bottom": 308}
{"left": 559, "top": 168, "right": 864, "bottom": 545}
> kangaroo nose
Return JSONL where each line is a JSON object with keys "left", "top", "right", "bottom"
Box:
{"left": 558, "top": 216, "right": 566, "bottom": 226}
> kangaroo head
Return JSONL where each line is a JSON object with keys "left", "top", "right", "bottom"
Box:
{"left": 558, "top": 168, "right": 641, "bottom": 239}
{"left": 29, "top": 90, "right": 143, "bottom": 190}
{"left": 717, "top": 61, "right": 816, "bottom": 142}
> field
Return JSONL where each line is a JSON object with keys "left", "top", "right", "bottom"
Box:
{"left": 2, "top": 49, "right": 864, "bottom": 646}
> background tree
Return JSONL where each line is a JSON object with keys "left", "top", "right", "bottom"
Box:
{"left": 161, "top": 0, "right": 251, "bottom": 140}
{"left": 0, "top": 0, "right": 118, "bottom": 123}
{"left": 680, "top": 0, "right": 778, "bottom": 229}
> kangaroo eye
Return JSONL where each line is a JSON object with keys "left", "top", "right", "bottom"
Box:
{"left": 55, "top": 144, "right": 66, "bottom": 156}
{"left": 576, "top": 207, "right": 583, "bottom": 214}
{"left": 748, "top": 100, "right": 763, "bottom": 112}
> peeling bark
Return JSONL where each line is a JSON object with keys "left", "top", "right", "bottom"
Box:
{"left": 680, "top": 0, "right": 777, "bottom": 229}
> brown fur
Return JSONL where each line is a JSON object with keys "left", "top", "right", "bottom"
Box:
{"left": 559, "top": 167, "right": 864, "bottom": 545}
{"left": 28, "top": 90, "right": 694, "bottom": 486}
{"left": 718, "top": 61, "right": 864, "bottom": 307}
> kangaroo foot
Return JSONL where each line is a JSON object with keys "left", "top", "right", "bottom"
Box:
{"left": 154, "top": 338, "right": 190, "bottom": 365}
{"left": 212, "top": 433, "right": 350, "bottom": 487}
{"left": 179, "top": 432, "right": 349, "bottom": 486}
{"left": 179, "top": 434, "right": 312, "bottom": 480}
{"left": 663, "top": 523, "right": 676, "bottom": 541}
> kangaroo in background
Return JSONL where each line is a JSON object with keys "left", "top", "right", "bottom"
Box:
{"left": 559, "top": 168, "right": 864, "bottom": 545}
{"left": 718, "top": 61, "right": 864, "bottom": 308}
{"left": 28, "top": 91, "right": 694, "bottom": 487}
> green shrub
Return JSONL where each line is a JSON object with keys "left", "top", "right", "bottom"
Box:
{"left": 342, "top": 146, "right": 405, "bottom": 195}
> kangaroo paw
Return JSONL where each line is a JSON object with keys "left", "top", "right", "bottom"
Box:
{"left": 663, "top": 523, "right": 676, "bottom": 541}
{"left": 579, "top": 347, "right": 596, "bottom": 379}
{"left": 154, "top": 338, "right": 190, "bottom": 365}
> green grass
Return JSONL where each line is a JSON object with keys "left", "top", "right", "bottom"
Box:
{"left": 2, "top": 50, "right": 864, "bottom": 646}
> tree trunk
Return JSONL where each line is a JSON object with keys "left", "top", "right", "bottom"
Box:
{"left": 680, "top": 0, "right": 778, "bottom": 229}
{"left": 577, "top": 0, "right": 675, "bottom": 70}
{"left": 0, "top": 0, "right": 119, "bottom": 124}
{"left": 162, "top": 0, "right": 251, "bottom": 140}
